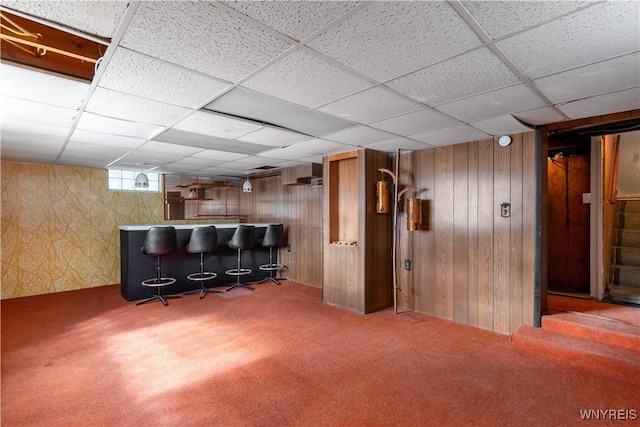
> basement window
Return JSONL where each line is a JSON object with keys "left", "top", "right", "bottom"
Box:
{"left": 108, "top": 169, "right": 160, "bottom": 192}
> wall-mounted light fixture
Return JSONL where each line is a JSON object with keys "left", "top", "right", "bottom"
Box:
{"left": 498, "top": 135, "right": 512, "bottom": 147}
{"left": 242, "top": 172, "right": 253, "bottom": 193}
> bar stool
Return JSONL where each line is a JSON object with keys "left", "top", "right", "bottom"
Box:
{"left": 137, "top": 226, "right": 181, "bottom": 306}
{"left": 183, "top": 226, "right": 222, "bottom": 299}
{"left": 257, "top": 224, "right": 287, "bottom": 285}
{"left": 225, "top": 225, "right": 255, "bottom": 292}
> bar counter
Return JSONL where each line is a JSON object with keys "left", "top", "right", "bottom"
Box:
{"left": 120, "top": 223, "right": 273, "bottom": 301}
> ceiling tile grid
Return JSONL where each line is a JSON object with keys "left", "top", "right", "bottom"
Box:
{"left": 1, "top": 1, "right": 639, "bottom": 178}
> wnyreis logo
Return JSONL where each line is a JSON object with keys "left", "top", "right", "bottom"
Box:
{"left": 580, "top": 409, "right": 637, "bottom": 421}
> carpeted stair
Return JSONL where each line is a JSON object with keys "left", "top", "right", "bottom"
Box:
{"left": 512, "top": 296, "right": 640, "bottom": 383}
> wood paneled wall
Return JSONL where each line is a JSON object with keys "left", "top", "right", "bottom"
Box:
{"left": 397, "top": 132, "right": 536, "bottom": 334}
{"left": 244, "top": 174, "right": 323, "bottom": 288}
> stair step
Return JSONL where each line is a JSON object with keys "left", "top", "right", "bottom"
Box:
{"left": 547, "top": 294, "right": 640, "bottom": 324}
{"left": 542, "top": 312, "right": 640, "bottom": 352}
{"left": 609, "top": 285, "right": 640, "bottom": 305}
{"left": 610, "top": 265, "right": 640, "bottom": 287}
{"left": 512, "top": 325, "right": 640, "bottom": 383}
{"left": 615, "top": 229, "right": 640, "bottom": 247}
{"left": 611, "top": 247, "right": 640, "bottom": 266}
{"left": 618, "top": 200, "right": 640, "bottom": 214}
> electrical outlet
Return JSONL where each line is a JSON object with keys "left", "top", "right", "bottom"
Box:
{"left": 404, "top": 259, "right": 412, "bottom": 271}
{"left": 287, "top": 244, "right": 291, "bottom": 252}
{"left": 501, "top": 202, "right": 511, "bottom": 218}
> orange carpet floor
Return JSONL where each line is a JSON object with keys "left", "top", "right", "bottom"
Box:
{"left": 2, "top": 283, "right": 638, "bottom": 426}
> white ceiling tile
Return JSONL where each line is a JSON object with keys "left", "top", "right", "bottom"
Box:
{"left": 512, "top": 107, "right": 568, "bottom": 126}
{"left": 237, "top": 127, "right": 309, "bottom": 147}
{"left": 557, "top": 88, "right": 640, "bottom": 120}
{"left": 534, "top": 53, "right": 640, "bottom": 104}
{"left": 99, "top": 48, "right": 230, "bottom": 109}
{"left": 230, "top": 155, "right": 285, "bottom": 167}
{"left": 0, "top": 131, "right": 65, "bottom": 150}
{"left": 173, "top": 111, "right": 261, "bottom": 139}
{"left": 222, "top": 1, "right": 361, "bottom": 42}
{"left": 242, "top": 48, "right": 372, "bottom": 108}
{"left": 155, "top": 129, "right": 271, "bottom": 155}
{"left": 1, "top": 0, "right": 128, "bottom": 38}
{"left": 196, "top": 164, "right": 254, "bottom": 176}
{"left": 435, "top": 85, "right": 547, "bottom": 122}
{"left": 259, "top": 139, "right": 347, "bottom": 160}
{"left": 164, "top": 157, "right": 225, "bottom": 168}
{"left": 469, "top": 115, "right": 532, "bottom": 136}
{"left": 76, "top": 112, "right": 163, "bottom": 139}
{"left": 410, "top": 124, "right": 491, "bottom": 146}
{"left": 1, "top": 96, "right": 76, "bottom": 127}
{"left": 120, "top": 1, "right": 293, "bottom": 83}
{"left": 318, "top": 86, "right": 423, "bottom": 124}
{"left": 69, "top": 129, "right": 145, "bottom": 149}
{"left": 299, "top": 154, "right": 325, "bottom": 164}
{"left": 192, "top": 150, "right": 249, "bottom": 162}
{"left": 361, "top": 137, "right": 431, "bottom": 152}
{"left": 462, "top": 1, "right": 593, "bottom": 40}
{"left": 1, "top": 64, "right": 88, "bottom": 109}
{"left": 387, "top": 48, "right": 520, "bottom": 105}
{"left": 323, "top": 126, "right": 396, "bottom": 145}
{"left": 308, "top": 2, "right": 482, "bottom": 81}
{"left": 85, "top": 88, "right": 190, "bottom": 126}
{"left": 369, "top": 109, "right": 459, "bottom": 135}
{"left": 498, "top": 1, "right": 640, "bottom": 79}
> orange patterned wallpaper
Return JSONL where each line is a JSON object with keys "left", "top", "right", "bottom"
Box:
{"left": 1, "top": 161, "right": 236, "bottom": 299}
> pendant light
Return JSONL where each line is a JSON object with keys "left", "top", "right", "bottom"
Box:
{"left": 135, "top": 165, "right": 149, "bottom": 189}
{"left": 242, "top": 172, "right": 253, "bottom": 193}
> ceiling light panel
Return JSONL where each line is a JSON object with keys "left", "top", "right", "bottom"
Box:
{"left": 173, "top": 110, "right": 261, "bottom": 139}
{"left": 1, "top": 0, "right": 128, "bottom": 38}
{"left": 237, "top": 127, "right": 309, "bottom": 147}
{"left": 1, "top": 96, "right": 76, "bottom": 128}
{"left": 1, "top": 141, "right": 61, "bottom": 163}
{"left": 191, "top": 149, "right": 249, "bottom": 162}
{"left": 85, "top": 88, "right": 190, "bottom": 126}
{"left": 557, "top": 87, "right": 640, "bottom": 120}
{"left": 497, "top": 1, "right": 640, "bottom": 79}
{"left": 134, "top": 141, "right": 205, "bottom": 157}
{"left": 469, "top": 115, "right": 532, "bottom": 136}
{"left": 512, "top": 107, "right": 567, "bottom": 126}
{"left": 361, "top": 137, "right": 431, "bottom": 152}
{"left": 307, "top": 2, "right": 482, "bottom": 81}
{"left": 119, "top": 1, "right": 294, "bottom": 83}
{"left": 98, "top": 48, "right": 230, "bottom": 109}
{"left": 63, "top": 141, "right": 133, "bottom": 157}
{"left": 410, "top": 124, "right": 491, "bottom": 146}
{"left": 387, "top": 48, "right": 520, "bottom": 106}
{"left": 221, "top": 1, "right": 361, "bottom": 42}
{"left": 435, "top": 84, "right": 547, "bottom": 123}
{"left": 155, "top": 128, "right": 272, "bottom": 155}
{"left": 369, "top": 109, "right": 459, "bottom": 135}
{"left": 323, "top": 126, "right": 396, "bottom": 145}
{"left": 318, "top": 86, "right": 423, "bottom": 124}
{"left": 461, "top": 0, "right": 593, "bottom": 40}
{"left": 75, "top": 112, "right": 163, "bottom": 139}
{"left": 242, "top": 48, "right": 372, "bottom": 108}
{"left": 534, "top": 52, "right": 640, "bottom": 104}
{"left": 205, "top": 88, "right": 356, "bottom": 136}
{"left": 68, "top": 129, "right": 145, "bottom": 149}
{"left": 0, "top": 117, "right": 69, "bottom": 141}
{"left": 1, "top": 64, "right": 88, "bottom": 109}
{"left": 259, "top": 139, "right": 348, "bottom": 160}
{"left": 226, "top": 155, "right": 284, "bottom": 167}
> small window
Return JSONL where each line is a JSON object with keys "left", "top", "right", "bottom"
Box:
{"left": 108, "top": 169, "right": 161, "bottom": 192}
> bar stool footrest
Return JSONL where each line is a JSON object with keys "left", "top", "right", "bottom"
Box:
{"left": 187, "top": 272, "right": 217, "bottom": 281}
{"left": 259, "top": 263, "right": 283, "bottom": 272}
{"left": 225, "top": 268, "right": 252, "bottom": 276}
{"left": 141, "top": 277, "right": 176, "bottom": 287}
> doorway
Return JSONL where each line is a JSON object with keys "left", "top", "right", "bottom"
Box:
{"left": 546, "top": 136, "right": 591, "bottom": 296}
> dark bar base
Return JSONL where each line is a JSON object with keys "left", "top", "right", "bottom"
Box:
{"left": 120, "top": 225, "right": 271, "bottom": 301}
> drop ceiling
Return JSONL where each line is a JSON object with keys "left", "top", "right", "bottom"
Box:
{"left": 1, "top": 0, "right": 639, "bottom": 179}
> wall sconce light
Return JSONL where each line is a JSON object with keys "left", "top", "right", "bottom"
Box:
{"left": 242, "top": 172, "right": 253, "bottom": 193}
{"left": 376, "top": 179, "right": 390, "bottom": 213}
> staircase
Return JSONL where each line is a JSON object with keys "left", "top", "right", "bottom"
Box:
{"left": 512, "top": 295, "right": 640, "bottom": 383}
{"left": 609, "top": 200, "right": 640, "bottom": 305}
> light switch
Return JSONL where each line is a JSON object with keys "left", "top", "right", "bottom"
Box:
{"left": 582, "top": 193, "right": 591, "bottom": 204}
